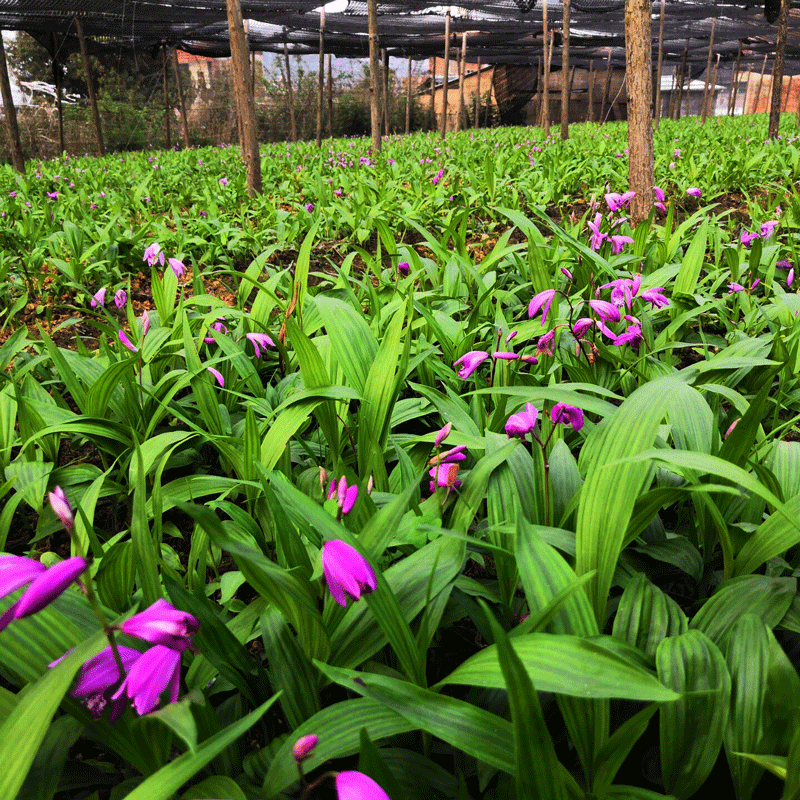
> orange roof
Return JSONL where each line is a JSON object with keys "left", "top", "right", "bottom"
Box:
{"left": 176, "top": 50, "right": 214, "bottom": 64}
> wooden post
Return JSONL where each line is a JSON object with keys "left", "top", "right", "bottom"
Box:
{"left": 162, "top": 45, "right": 171, "bottom": 150}
{"left": 442, "top": 9, "right": 451, "bottom": 138}
{"left": 251, "top": 51, "right": 256, "bottom": 104}
{"left": 428, "top": 57, "right": 437, "bottom": 131}
{"left": 171, "top": 48, "right": 191, "bottom": 149}
{"left": 536, "top": 56, "right": 544, "bottom": 125}
{"left": 667, "top": 66, "right": 678, "bottom": 118}
{"left": 367, "top": 0, "right": 381, "bottom": 151}
{"left": 709, "top": 52, "right": 721, "bottom": 119}
{"left": 0, "top": 33, "right": 23, "bottom": 171}
{"left": 406, "top": 55, "right": 412, "bottom": 133}
{"left": 600, "top": 48, "right": 612, "bottom": 123}
{"left": 654, "top": 0, "right": 665, "bottom": 127}
{"left": 316, "top": 8, "right": 325, "bottom": 147}
{"left": 701, "top": 17, "right": 716, "bottom": 123}
{"left": 560, "top": 0, "right": 570, "bottom": 139}
{"left": 51, "top": 33, "right": 65, "bottom": 154}
{"left": 676, "top": 37, "right": 689, "bottom": 119}
{"left": 755, "top": 54, "right": 768, "bottom": 114}
{"left": 457, "top": 33, "right": 467, "bottom": 132}
{"left": 327, "top": 53, "right": 334, "bottom": 137}
{"left": 542, "top": 0, "right": 550, "bottom": 134}
{"left": 283, "top": 42, "right": 297, "bottom": 141}
{"left": 768, "top": 0, "right": 790, "bottom": 139}
{"left": 587, "top": 60, "right": 595, "bottom": 122}
{"left": 475, "top": 57, "right": 481, "bottom": 129}
{"left": 75, "top": 17, "right": 105, "bottom": 156}
{"left": 728, "top": 40, "right": 742, "bottom": 116}
{"left": 382, "top": 48, "right": 390, "bottom": 136}
{"left": 225, "top": 0, "right": 261, "bottom": 195}
{"left": 486, "top": 64, "right": 496, "bottom": 126}
{"left": 625, "top": 0, "right": 653, "bottom": 225}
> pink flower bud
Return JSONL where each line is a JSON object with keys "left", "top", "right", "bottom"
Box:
{"left": 293, "top": 734, "right": 319, "bottom": 762}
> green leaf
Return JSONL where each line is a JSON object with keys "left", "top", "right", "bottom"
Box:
{"left": 734, "top": 494, "right": 800, "bottom": 576}
{"left": 357, "top": 728, "right": 409, "bottom": 800}
{"left": 149, "top": 690, "right": 203, "bottom": 753}
{"left": 17, "top": 714, "right": 83, "bottom": 800}
{"left": 181, "top": 775, "right": 247, "bottom": 800}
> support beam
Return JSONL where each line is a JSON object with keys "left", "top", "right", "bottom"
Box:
{"left": 442, "top": 9, "right": 451, "bottom": 138}
{"left": 768, "top": 0, "right": 790, "bottom": 139}
{"left": 728, "top": 40, "right": 742, "bottom": 116}
{"left": 474, "top": 57, "right": 481, "bottom": 129}
{"left": 457, "top": 33, "right": 467, "bottom": 132}
{"left": 406, "top": 55, "right": 412, "bottom": 134}
{"left": 625, "top": 0, "right": 653, "bottom": 225}
{"left": 654, "top": 0, "right": 665, "bottom": 127}
{"left": 225, "top": 0, "right": 261, "bottom": 195}
{"left": 316, "top": 8, "right": 325, "bottom": 147}
{"left": 171, "top": 48, "right": 191, "bottom": 149}
{"left": 0, "top": 33, "right": 23, "bottom": 171}
{"left": 382, "top": 48, "right": 390, "bottom": 136}
{"left": 541, "top": 0, "right": 550, "bottom": 135}
{"left": 51, "top": 33, "right": 65, "bottom": 154}
{"left": 283, "top": 42, "right": 297, "bottom": 142}
{"left": 701, "top": 16, "right": 716, "bottom": 124}
{"left": 560, "top": 0, "right": 570, "bottom": 139}
{"left": 367, "top": 0, "right": 381, "bottom": 151}
{"left": 162, "top": 45, "right": 171, "bottom": 150}
{"left": 75, "top": 17, "right": 104, "bottom": 156}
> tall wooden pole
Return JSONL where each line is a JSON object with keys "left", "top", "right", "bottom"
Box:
{"left": 316, "top": 8, "right": 325, "bottom": 147}
{"left": 709, "top": 52, "right": 721, "bottom": 118}
{"left": 283, "top": 42, "right": 297, "bottom": 141}
{"left": 429, "top": 57, "right": 437, "bottom": 130}
{"left": 486, "top": 64, "right": 496, "bottom": 126}
{"left": 654, "top": 0, "right": 665, "bottom": 127}
{"left": 162, "top": 45, "right": 171, "bottom": 150}
{"left": 755, "top": 54, "right": 768, "bottom": 114}
{"left": 51, "top": 33, "right": 65, "bottom": 154}
{"left": 768, "top": 0, "right": 790, "bottom": 139}
{"left": 0, "top": 33, "right": 23, "bottom": 171}
{"left": 536, "top": 56, "right": 544, "bottom": 125}
{"left": 171, "top": 48, "right": 191, "bottom": 149}
{"left": 475, "top": 58, "right": 481, "bottom": 129}
{"left": 382, "top": 48, "right": 390, "bottom": 135}
{"left": 728, "top": 40, "right": 742, "bottom": 116}
{"left": 442, "top": 9, "right": 451, "bottom": 138}
{"left": 560, "top": 0, "right": 570, "bottom": 139}
{"left": 625, "top": 0, "right": 653, "bottom": 225}
{"left": 668, "top": 66, "right": 678, "bottom": 118}
{"left": 225, "top": 0, "right": 261, "bottom": 195}
{"left": 701, "top": 17, "right": 716, "bottom": 123}
{"left": 75, "top": 18, "right": 105, "bottom": 156}
{"left": 542, "top": 0, "right": 550, "bottom": 135}
{"left": 406, "top": 55, "right": 412, "bottom": 133}
{"left": 367, "top": 0, "right": 381, "bottom": 151}
{"left": 457, "top": 33, "right": 467, "bottom": 132}
{"left": 327, "top": 53, "right": 334, "bottom": 137}
{"left": 676, "top": 37, "right": 689, "bottom": 119}
{"left": 600, "top": 48, "right": 612, "bottom": 123}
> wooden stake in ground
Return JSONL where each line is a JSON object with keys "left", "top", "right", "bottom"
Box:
{"left": 406, "top": 55, "right": 412, "bottom": 133}
{"left": 367, "top": 0, "right": 381, "bottom": 151}
{"left": 676, "top": 37, "right": 689, "bottom": 119}
{"left": 382, "top": 48, "right": 390, "bottom": 135}
{"left": 475, "top": 57, "right": 481, "bottom": 129}
{"left": 316, "top": 8, "right": 325, "bottom": 147}
{"left": 600, "top": 48, "right": 612, "bottom": 123}
{"left": 768, "top": 0, "right": 790, "bottom": 139}
{"left": 625, "top": 0, "right": 654, "bottom": 225}
{"left": 709, "top": 52, "right": 721, "bottom": 118}
{"left": 51, "top": 33, "right": 65, "bottom": 154}
{"left": 162, "top": 44, "right": 171, "bottom": 150}
{"left": 728, "top": 40, "right": 742, "bottom": 116}
{"left": 541, "top": 0, "right": 550, "bottom": 134}
{"left": 0, "top": 33, "right": 23, "bottom": 171}
{"left": 225, "top": 0, "right": 261, "bottom": 195}
{"left": 457, "top": 32, "right": 467, "bottom": 132}
{"left": 442, "top": 9, "right": 451, "bottom": 138}
{"left": 701, "top": 16, "right": 716, "bottom": 123}
{"left": 560, "top": 0, "right": 570, "bottom": 139}
{"left": 283, "top": 41, "right": 297, "bottom": 142}
{"left": 755, "top": 54, "right": 768, "bottom": 114}
{"left": 75, "top": 17, "right": 105, "bottom": 156}
{"left": 171, "top": 48, "right": 191, "bottom": 149}
{"left": 327, "top": 53, "right": 334, "bottom": 137}
{"left": 654, "top": 0, "right": 665, "bottom": 127}
{"left": 428, "top": 57, "right": 437, "bottom": 131}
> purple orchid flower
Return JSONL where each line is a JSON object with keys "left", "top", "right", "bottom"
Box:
{"left": 91, "top": 288, "right": 106, "bottom": 308}
{"left": 207, "top": 367, "right": 224, "bottom": 387}
{"left": 335, "top": 771, "right": 391, "bottom": 800}
{"left": 245, "top": 332, "right": 275, "bottom": 358}
{"left": 118, "top": 331, "right": 138, "bottom": 353}
{"left": 588, "top": 299, "right": 622, "bottom": 323}
{"left": 605, "top": 191, "right": 635, "bottom": 212}
{"left": 114, "top": 289, "right": 127, "bottom": 308}
{"left": 434, "top": 423, "right": 452, "bottom": 448}
{"left": 587, "top": 213, "right": 607, "bottom": 251}
{"left": 143, "top": 242, "right": 165, "bottom": 268}
{"left": 321, "top": 540, "right": 377, "bottom": 607}
{"left": 111, "top": 644, "right": 181, "bottom": 716}
{"left": 453, "top": 350, "right": 489, "bottom": 380}
{"left": 119, "top": 599, "right": 200, "bottom": 651}
{"left": 609, "top": 235, "right": 635, "bottom": 255}
{"left": 505, "top": 403, "right": 538, "bottom": 438}
{"left": 614, "top": 324, "right": 643, "bottom": 348}
{"left": 168, "top": 258, "right": 185, "bottom": 279}
{"left": 293, "top": 734, "right": 318, "bottom": 762}
{"left": 640, "top": 287, "right": 670, "bottom": 309}
{"left": 397, "top": 261, "right": 410, "bottom": 277}
{"left": 551, "top": 403, "right": 584, "bottom": 432}
{"left": 686, "top": 187, "right": 702, "bottom": 198}
{"left": 48, "top": 486, "right": 74, "bottom": 529}
{"left": 428, "top": 462, "right": 461, "bottom": 494}
{"left": 760, "top": 220, "right": 779, "bottom": 239}
{"left": 740, "top": 230, "right": 759, "bottom": 248}
{"left": 327, "top": 478, "right": 358, "bottom": 516}
{"left": 528, "top": 289, "right": 557, "bottom": 325}
{"left": 67, "top": 645, "right": 142, "bottom": 722}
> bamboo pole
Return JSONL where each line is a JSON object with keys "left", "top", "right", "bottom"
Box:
{"left": 171, "top": 49, "right": 191, "bottom": 149}
{"left": 316, "top": 8, "right": 325, "bottom": 147}
{"left": 406, "top": 55, "right": 412, "bottom": 134}
{"left": 382, "top": 48, "right": 390, "bottom": 136}
{"left": 654, "top": 0, "right": 665, "bottom": 127}
{"left": 225, "top": 0, "right": 261, "bottom": 195}
{"left": 162, "top": 45, "right": 171, "bottom": 150}
{"left": 728, "top": 40, "right": 742, "bottom": 116}
{"left": 283, "top": 41, "right": 297, "bottom": 142}
{"left": 442, "top": 9, "right": 451, "bottom": 137}
{"left": 75, "top": 18, "right": 104, "bottom": 156}
{"left": 701, "top": 17, "right": 716, "bottom": 123}
{"left": 367, "top": 0, "right": 381, "bottom": 150}
{"left": 768, "top": 0, "right": 790, "bottom": 139}
{"left": 457, "top": 32, "right": 467, "bottom": 132}
{"left": 600, "top": 48, "right": 612, "bottom": 123}
{"left": 327, "top": 53, "right": 333, "bottom": 137}
{"left": 542, "top": 0, "right": 550, "bottom": 134}
{"left": 560, "top": 0, "right": 570, "bottom": 139}
{"left": 475, "top": 57, "right": 481, "bottom": 129}
{"left": 676, "top": 37, "right": 689, "bottom": 119}
{"left": 625, "top": 0, "right": 653, "bottom": 225}
{"left": 51, "top": 33, "right": 64, "bottom": 154}
{"left": 0, "top": 33, "right": 23, "bottom": 171}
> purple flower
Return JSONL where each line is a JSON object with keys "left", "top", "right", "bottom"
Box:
{"left": 561, "top": 267, "right": 573, "bottom": 281}
{"left": 789, "top": 269, "right": 795, "bottom": 288}
{"left": 428, "top": 462, "right": 461, "bottom": 494}
{"left": 46, "top": 191, "right": 59, "bottom": 200}
{"left": 1, "top": 557, "right": 89, "bottom": 632}
{"left": 614, "top": 324, "right": 643, "bottom": 348}
{"left": 306, "top": 203, "right": 314, "bottom": 213}
{"left": 436, "top": 445, "right": 467, "bottom": 464}
{"left": 588, "top": 299, "right": 621, "bottom": 323}
{"left": 609, "top": 235, "right": 634, "bottom": 255}
{"left": 434, "top": 423, "right": 452, "bottom": 448}
{"left": 293, "top": 734, "right": 318, "bottom": 762}
{"left": 327, "top": 478, "right": 359, "bottom": 515}
{"left": 640, "top": 287, "right": 669, "bottom": 309}
{"left": 551, "top": 403, "right": 584, "bottom": 432}
{"left": 602, "top": 277, "right": 639, "bottom": 309}
{"left": 0, "top": 557, "right": 47, "bottom": 611}
{"left": 204, "top": 320, "right": 228, "bottom": 343}
{"left": 397, "top": 261, "right": 410, "bottom": 277}
{"left": 245, "top": 332, "right": 275, "bottom": 358}
{"left": 111, "top": 644, "right": 181, "bottom": 716}
{"left": 168, "top": 258, "right": 185, "bottom": 279}
{"left": 119, "top": 599, "right": 200, "bottom": 651}
{"left": 572, "top": 318, "right": 594, "bottom": 338}
{"left": 335, "top": 771, "right": 391, "bottom": 800}
{"left": 505, "top": 403, "right": 538, "bottom": 438}
{"left": 118, "top": 330, "right": 138, "bottom": 353}
{"left": 760, "top": 220, "right": 779, "bottom": 239}
{"left": 453, "top": 350, "right": 489, "bottom": 380}
{"left": 143, "top": 242, "right": 165, "bottom": 268}
{"left": 219, "top": 177, "right": 228, "bottom": 186}
{"left": 740, "top": 230, "right": 759, "bottom": 248}
{"left": 68, "top": 645, "right": 142, "bottom": 721}
{"left": 207, "top": 367, "right": 224, "bottom": 387}
{"left": 91, "top": 288, "right": 106, "bottom": 308}
{"left": 653, "top": 186, "right": 665, "bottom": 204}
{"left": 728, "top": 282, "right": 746, "bottom": 294}
{"left": 492, "top": 351, "right": 519, "bottom": 360}
{"left": 528, "top": 289, "right": 557, "bottom": 326}
{"left": 777, "top": 259, "right": 793, "bottom": 270}
{"left": 536, "top": 329, "right": 556, "bottom": 357}
{"left": 686, "top": 187, "right": 702, "bottom": 198}
{"left": 48, "top": 486, "right": 74, "bottom": 529}
{"left": 321, "top": 540, "right": 377, "bottom": 607}
{"left": 587, "top": 213, "right": 606, "bottom": 251}
{"left": 114, "top": 289, "right": 127, "bottom": 308}
{"left": 605, "top": 191, "right": 635, "bottom": 212}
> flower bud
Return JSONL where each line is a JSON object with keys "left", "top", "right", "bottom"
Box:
{"left": 293, "top": 734, "right": 319, "bottom": 762}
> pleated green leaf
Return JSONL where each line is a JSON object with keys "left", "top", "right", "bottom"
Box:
{"left": 131, "top": 442, "right": 163, "bottom": 606}
{"left": 17, "top": 714, "right": 83, "bottom": 800}
{"left": 656, "top": 630, "right": 731, "bottom": 800}
{"left": 357, "top": 728, "right": 409, "bottom": 800}
{"left": 181, "top": 775, "right": 247, "bottom": 800}
{"left": 734, "top": 495, "right": 800, "bottom": 576}
{"left": 437, "top": 633, "right": 679, "bottom": 701}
